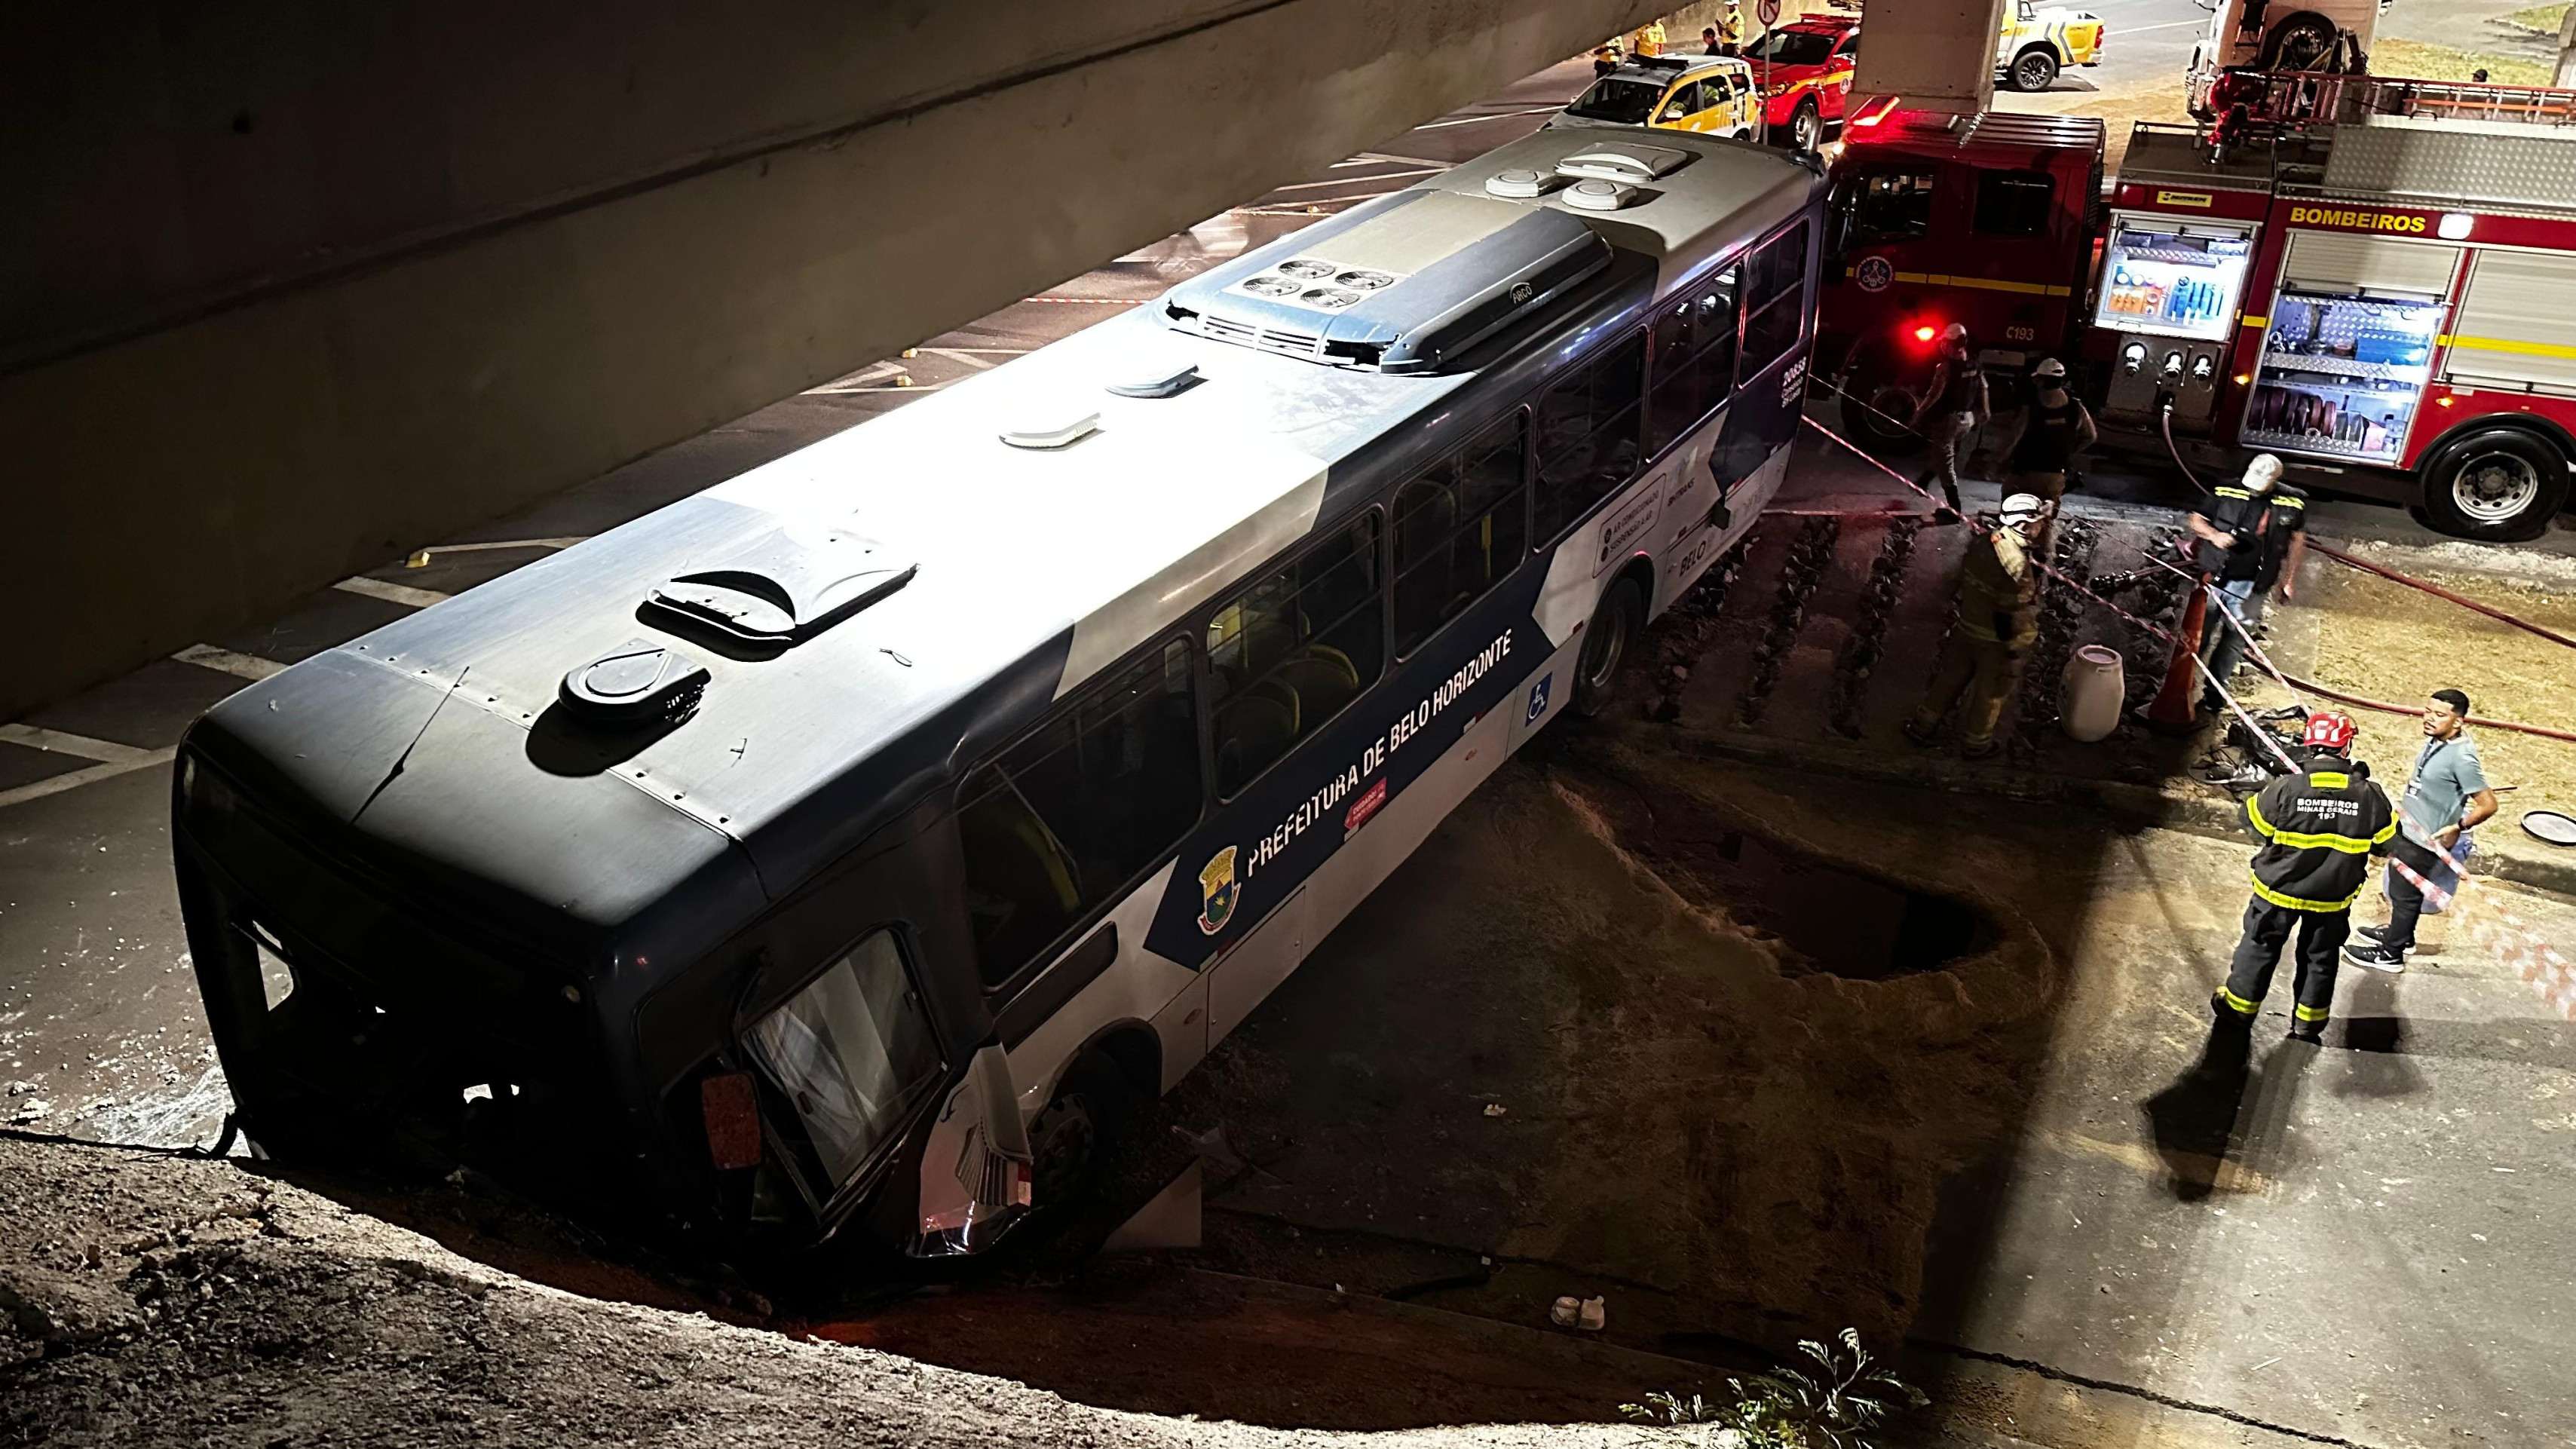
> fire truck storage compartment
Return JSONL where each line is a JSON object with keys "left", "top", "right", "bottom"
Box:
{"left": 2094, "top": 213, "right": 2256, "bottom": 344}
{"left": 2241, "top": 231, "right": 2456, "bottom": 465}
{"left": 2442, "top": 250, "right": 2576, "bottom": 392}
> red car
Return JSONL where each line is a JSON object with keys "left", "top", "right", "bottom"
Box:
{"left": 1745, "top": 15, "right": 1861, "bottom": 151}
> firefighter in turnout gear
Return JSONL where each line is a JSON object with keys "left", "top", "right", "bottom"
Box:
{"left": 1902, "top": 492, "right": 2047, "bottom": 759}
{"left": 2215, "top": 712, "right": 2396, "bottom": 1043}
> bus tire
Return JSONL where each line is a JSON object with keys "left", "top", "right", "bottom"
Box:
{"left": 2008, "top": 46, "right": 2060, "bottom": 92}
{"left": 1029, "top": 1055, "right": 1130, "bottom": 1209}
{"left": 1573, "top": 577, "right": 1646, "bottom": 718}
{"left": 2419, "top": 426, "right": 2571, "bottom": 543}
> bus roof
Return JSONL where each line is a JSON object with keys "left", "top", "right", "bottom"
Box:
{"left": 188, "top": 130, "right": 1819, "bottom": 945}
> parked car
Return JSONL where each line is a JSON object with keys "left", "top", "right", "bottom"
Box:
{"left": 1551, "top": 53, "right": 1764, "bottom": 141}
{"left": 1744, "top": 15, "right": 1861, "bottom": 152}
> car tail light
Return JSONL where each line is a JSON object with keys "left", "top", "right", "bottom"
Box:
{"left": 700, "top": 1071, "right": 762, "bottom": 1170}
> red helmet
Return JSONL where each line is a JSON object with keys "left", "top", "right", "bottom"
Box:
{"left": 2301, "top": 712, "right": 2358, "bottom": 753}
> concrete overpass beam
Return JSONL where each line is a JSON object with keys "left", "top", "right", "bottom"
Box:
{"left": 0, "top": 0, "right": 1662, "bottom": 718}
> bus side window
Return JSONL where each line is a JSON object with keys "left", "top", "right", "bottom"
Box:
{"left": 1740, "top": 221, "right": 1809, "bottom": 378}
{"left": 1208, "top": 513, "right": 1386, "bottom": 797}
{"left": 957, "top": 636, "right": 1202, "bottom": 989}
{"left": 1646, "top": 267, "right": 1740, "bottom": 455}
{"left": 1533, "top": 338, "right": 1645, "bottom": 541}
{"left": 1394, "top": 412, "right": 1529, "bottom": 657}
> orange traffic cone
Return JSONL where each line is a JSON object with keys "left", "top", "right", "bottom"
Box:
{"left": 2146, "top": 574, "right": 2211, "bottom": 734}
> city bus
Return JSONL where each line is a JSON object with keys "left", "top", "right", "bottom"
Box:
{"left": 172, "top": 127, "right": 1827, "bottom": 1262}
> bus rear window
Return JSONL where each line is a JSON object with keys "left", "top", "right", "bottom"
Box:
{"left": 957, "top": 639, "right": 1202, "bottom": 987}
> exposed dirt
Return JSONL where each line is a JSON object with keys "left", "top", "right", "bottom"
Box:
{"left": 2287, "top": 556, "right": 2576, "bottom": 825}
{"left": 0, "top": 1133, "right": 1674, "bottom": 1449}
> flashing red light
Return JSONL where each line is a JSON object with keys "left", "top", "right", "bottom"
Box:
{"left": 1913, "top": 324, "right": 1937, "bottom": 343}
{"left": 1850, "top": 96, "right": 1903, "bottom": 129}
{"left": 2435, "top": 394, "right": 2455, "bottom": 407}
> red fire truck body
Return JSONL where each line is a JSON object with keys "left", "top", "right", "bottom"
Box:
{"left": 1819, "top": 78, "right": 2576, "bottom": 540}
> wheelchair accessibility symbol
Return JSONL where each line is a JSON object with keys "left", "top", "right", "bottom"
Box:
{"left": 1525, "top": 672, "right": 1552, "bottom": 724}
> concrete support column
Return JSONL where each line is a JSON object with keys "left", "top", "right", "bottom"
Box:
{"left": 1849, "top": 0, "right": 2007, "bottom": 117}
{"left": 2556, "top": 4, "right": 2576, "bottom": 90}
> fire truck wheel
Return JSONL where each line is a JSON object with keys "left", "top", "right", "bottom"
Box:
{"left": 2421, "top": 427, "right": 2571, "bottom": 543}
{"left": 1574, "top": 576, "right": 1645, "bottom": 718}
{"left": 2008, "top": 47, "right": 2059, "bottom": 93}
{"left": 1842, "top": 378, "right": 1926, "bottom": 454}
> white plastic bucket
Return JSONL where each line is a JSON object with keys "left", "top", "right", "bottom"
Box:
{"left": 2061, "top": 645, "right": 2124, "bottom": 743}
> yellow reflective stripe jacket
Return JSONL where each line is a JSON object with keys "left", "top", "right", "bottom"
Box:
{"left": 1953, "top": 528, "right": 2039, "bottom": 645}
{"left": 2246, "top": 760, "right": 2397, "bottom": 911}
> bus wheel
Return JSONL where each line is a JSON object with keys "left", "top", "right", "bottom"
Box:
{"left": 2008, "top": 47, "right": 2060, "bottom": 92}
{"left": 2421, "top": 427, "right": 2570, "bottom": 543}
{"left": 1030, "top": 1058, "right": 1126, "bottom": 1208}
{"left": 1574, "top": 577, "right": 1645, "bottom": 718}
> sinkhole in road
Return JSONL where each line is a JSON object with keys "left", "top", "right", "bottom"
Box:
{"left": 1564, "top": 769, "right": 1994, "bottom": 979}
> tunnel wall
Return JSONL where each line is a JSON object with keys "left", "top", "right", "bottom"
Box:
{"left": 0, "top": 0, "right": 1661, "bottom": 718}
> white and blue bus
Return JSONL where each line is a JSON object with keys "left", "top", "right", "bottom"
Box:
{"left": 173, "top": 127, "right": 1826, "bottom": 1260}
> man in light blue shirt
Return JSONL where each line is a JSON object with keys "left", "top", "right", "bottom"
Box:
{"left": 2345, "top": 688, "right": 2498, "bottom": 972}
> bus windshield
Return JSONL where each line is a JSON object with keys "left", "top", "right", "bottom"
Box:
{"left": 1746, "top": 30, "right": 1836, "bottom": 66}
{"left": 1567, "top": 78, "right": 1665, "bottom": 124}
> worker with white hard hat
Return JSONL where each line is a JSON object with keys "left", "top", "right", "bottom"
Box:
{"left": 2185, "top": 452, "right": 2307, "bottom": 714}
{"left": 1903, "top": 492, "right": 2051, "bottom": 760}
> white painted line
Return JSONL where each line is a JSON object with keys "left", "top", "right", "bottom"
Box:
{"left": 801, "top": 360, "right": 908, "bottom": 394}
{"left": 920, "top": 348, "right": 1001, "bottom": 370}
{"left": 0, "top": 723, "right": 157, "bottom": 764}
{"left": 0, "top": 749, "right": 178, "bottom": 810}
{"left": 2118, "top": 17, "right": 2210, "bottom": 31}
{"left": 1411, "top": 106, "right": 1561, "bottom": 131}
{"left": 1267, "top": 167, "right": 1441, "bottom": 194}
{"left": 412, "top": 537, "right": 587, "bottom": 554}
{"left": 172, "top": 644, "right": 285, "bottom": 682}
{"left": 334, "top": 577, "right": 450, "bottom": 609}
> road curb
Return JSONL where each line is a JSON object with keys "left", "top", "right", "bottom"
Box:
{"left": 1656, "top": 724, "right": 2576, "bottom": 900}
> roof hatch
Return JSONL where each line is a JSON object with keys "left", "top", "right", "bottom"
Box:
{"left": 643, "top": 525, "right": 914, "bottom": 650}
{"left": 1159, "top": 191, "right": 1612, "bottom": 372}
{"left": 1555, "top": 142, "right": 1692, "bottom": 183}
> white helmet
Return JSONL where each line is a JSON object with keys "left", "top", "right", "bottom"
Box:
{"left": 1940, "top": 322, "right": 1969, "bottom": 345}
{"left": 2243, "top": 453, "right": 2284, "bottom": 490}
{"left": 2000, "top": 492, "right": 2048, "bottom": 525}
{"left": 2032, "top": 357, "right": 2068, "bottom": 381}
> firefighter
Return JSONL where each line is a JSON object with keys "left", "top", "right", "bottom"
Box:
{"left": 2186, "top": 453, "right": 2305, "bottom": 713}
{"left": 2215, "top": 712, "right": 2395, "bottom": 1043}
{"left": 1901, "top": 492, "right": 2048, "bottom": 760}
{"left": 1910, "top": 323, "right": 1987, "bottom": 524}
{"left": 1997, "top": 357, "right": 2096, "bottom": 550}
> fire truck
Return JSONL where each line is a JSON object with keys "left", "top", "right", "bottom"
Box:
{"left": 1818, "top": 76, "right": 2576, "bottom": 541}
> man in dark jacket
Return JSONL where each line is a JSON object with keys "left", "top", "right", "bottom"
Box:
{"left": 2214, "top": 712, "right": 2395, "bottom": 1043}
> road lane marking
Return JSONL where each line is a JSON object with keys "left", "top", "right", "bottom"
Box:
{"left": 0, "top": 749, "right": 177, "bottom": 811}
{"left": 1412, "top": 105, "right": 1562, "bottom": 131}
{"left": 2118, "top": 18, "right": 2212, "bottom": 32}
{"left": 920, "top": 348, "right": 1002, "bottom": 369}
{"left": 171, "top": 645, "right": 285, "bottom": 682}
{"left": 335, "top": 577, "right": 449, "bottom": 609}
{"left": 0, "top": 724, "right": 157, "bottom": 764}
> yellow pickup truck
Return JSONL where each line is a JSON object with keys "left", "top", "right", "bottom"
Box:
{"left": 1996, "top": 0, "right": 2104, "bottom": 91}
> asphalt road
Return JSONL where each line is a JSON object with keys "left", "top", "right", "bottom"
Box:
{"left": 2014, "top": 0, "right": 2213, "bottom": 100}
